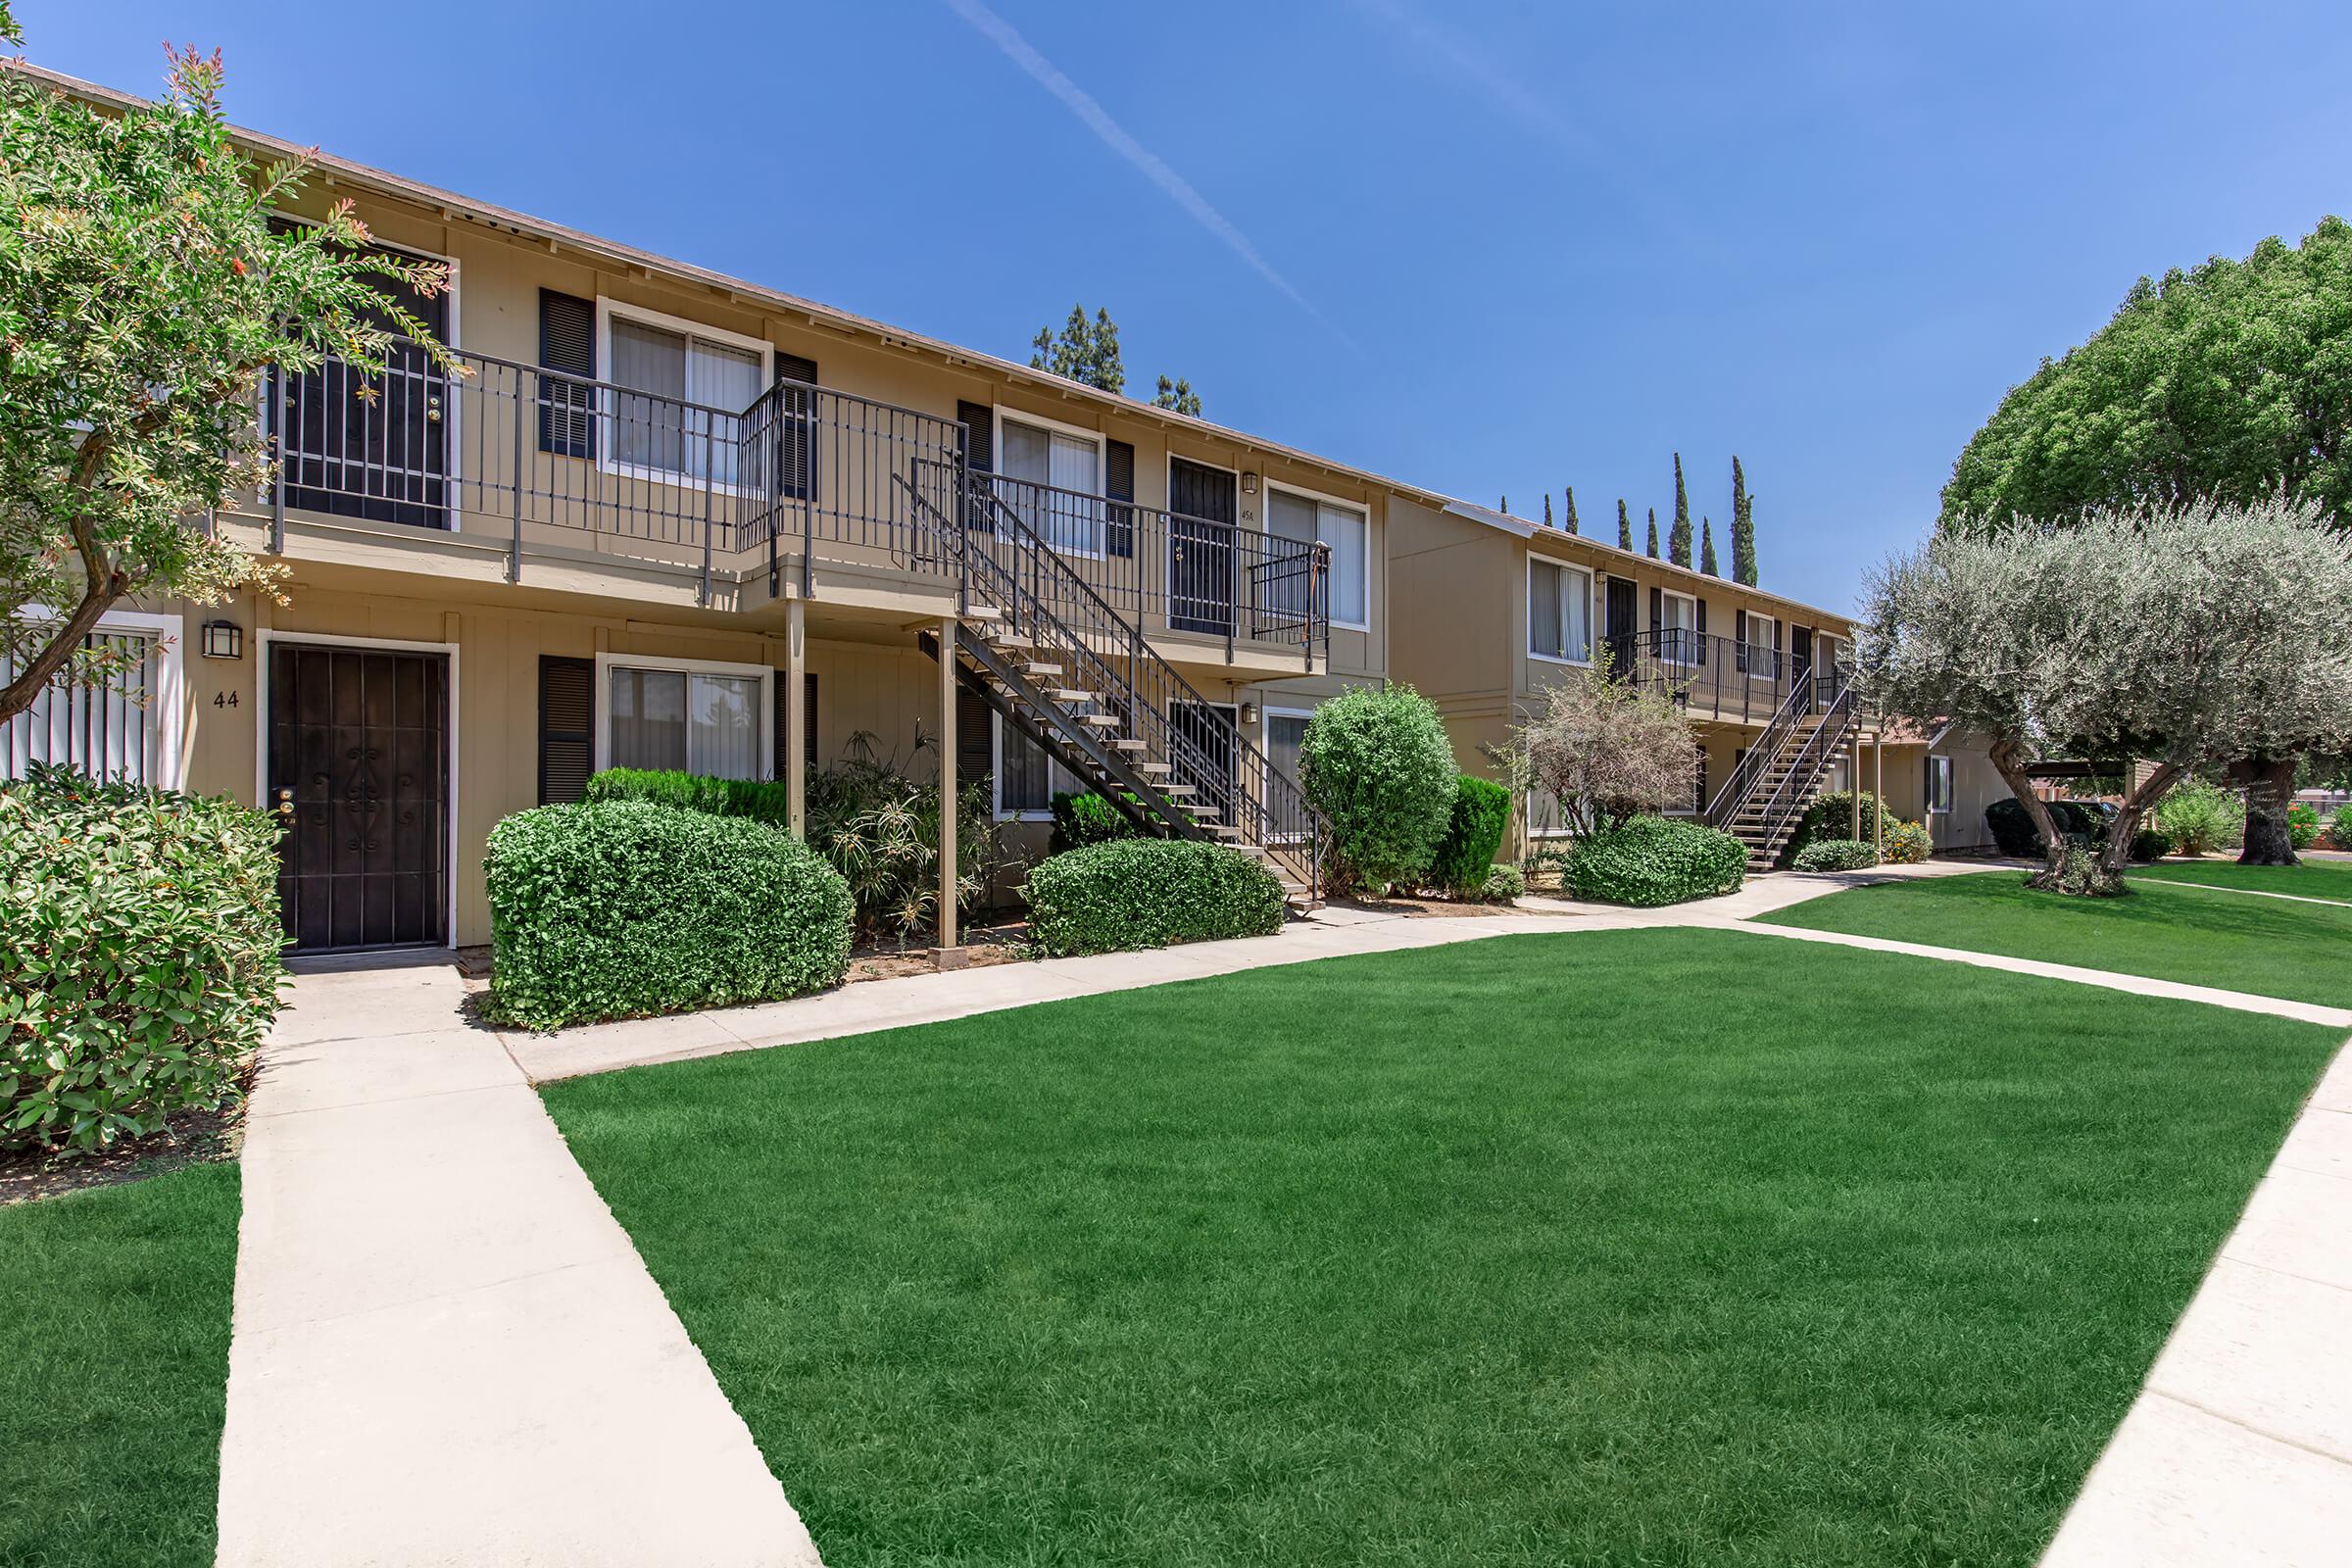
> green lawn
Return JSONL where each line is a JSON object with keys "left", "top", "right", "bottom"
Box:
{"left": 0, "top": 1162, "right": 241, "bottom": 1568}
{"left": 1761, "top": 869, "right": 2352, "bottom": 1006}
{"left": 2132, "top": 856, "right": 2352, "bottom": 902}
{"left": 545, "top": 929, "right": 2338, "bottom": 1568}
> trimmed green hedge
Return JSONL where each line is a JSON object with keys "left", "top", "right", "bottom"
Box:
{"left": 1024, "top": 839, "right": 1286, "bottom": 957}
{"left": 1779, "top": 790, "right": 1889, "bottom": 866}
{"left": 485, "top": 800, "right": 852, "bottom": 1030}
{"left": 582, "top": 766, "right": 793, "bottom": 826}
{"left": 1568, "top": 815, "right": 1747, "bottom": 906}
{"left": 2, "top": 764, "right": 286, "bottom": 1155}
{"left": 1793, "top": 838, "right": 1879, "bottom": 872}
{"left": 1298, "top": 685, "right": 1458, "bottom": 890}
{"left": 1428, "top": 775, "right": 1511, "bottom": 896}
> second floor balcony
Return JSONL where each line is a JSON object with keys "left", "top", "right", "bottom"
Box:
{"left": 226, "top": 342, "right": 1330, "bottom": 668}
{"left": 1605, "top": 627, "right": 1850, "bottom": 726}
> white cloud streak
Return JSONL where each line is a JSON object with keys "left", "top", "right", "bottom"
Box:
{"left": 940, "top": 0, "right": 1359, "bottom": 354}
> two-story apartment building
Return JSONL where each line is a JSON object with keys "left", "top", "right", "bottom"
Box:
{"left": 5, "top": 66, "right": 1478, "bottom": 955}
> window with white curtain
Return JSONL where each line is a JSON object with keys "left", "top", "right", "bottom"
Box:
{"left": 605, "top": 662, "right": 764, "bottom": 780}
{"left": 607, "top": 312, "right": 764, "bottom": 485}
{"left": 1927, "top": 755, "right": 1954, "bottom": 813}
{"left": 997, "top": 714, "right": 1079, "bottom": 816}
{"left": 998, "top": 416, "right": 1103, "bottom": 554}
{"left": 1659, "top": 591, "right": 1697, "bottom": 664}
{"left": 1744, "top": 612, "right": 1779, "bottom": 679}
{"left": 1268, "top": 488, "right": 1368, "bottom": 629}
{"left": 1527, "top": 557, "right": 1592, "bottom": 662}
{"left": 2, "top": 626, "right": 165, "bottom": 785}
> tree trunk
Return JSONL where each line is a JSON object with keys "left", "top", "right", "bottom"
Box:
{"left": 1988, "top": 737, "right": 2067, "bottom": 880}
{"left": 2096, "top": 761, "right": 2186, "bottom": 879}
{"left": 2232, "top": 756, "right": 2301, "bottom": 866}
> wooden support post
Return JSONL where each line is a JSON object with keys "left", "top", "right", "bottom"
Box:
{"left": 936, "top": 615, "right": 962, "bottom": 966}
{"left": 1851, "top": 749, "right": 1861, "bottom": 839}
{"left": 786, "top": 596, "right": 807, "bottom": 842}
{"left": 1872, "top": 733, "right": 1885, "bottom": 859}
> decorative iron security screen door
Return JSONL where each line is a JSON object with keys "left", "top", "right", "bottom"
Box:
{"left": 1168, "top": 458, "right": 1238, "bottom": 635}
{"left": 270, "top": 645, "right": 450, "bottom": 952}
{"left": 273, "top": 239, "right": 451, "bottom": 529}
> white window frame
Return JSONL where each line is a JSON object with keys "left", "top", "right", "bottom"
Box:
{"left": 1524, "top": 553, "right": 1594, "bottom": 666}
{"left": 1927, "top": 754, "right": 1955, "bottom": 815}
{"left": 997, "top": 407, "right": 1108, "bottom": 560}
{"left": 595, "top": 298, "right": 773, "bottom": 496}
{"left": 592, "top": 650, "right": 774, "bottom": 780}
{"left": 1260, "top": 703, "right": 1315, "bottom": 845}
{"left": 253, "top": 629, "right": 461, "bottom": 949}
{"left": 1658, "top": 588, "right": 1699, "bottom": 665}
{"left": 1265, "top": 479, "right": 1371, "bottom": 633}
{"left": 995, "top": 711, "right": 1096, "bottom": 822}
{"left": 6, "top": 606, "right": 186, "bottom": 790}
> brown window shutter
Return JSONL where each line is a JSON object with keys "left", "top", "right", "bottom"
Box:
{"left": 1735, "top": 609, "right": 1748, "bottom": 673}
{"left": 773, "top": 672, "right": 818, "bottom": 780}
{"left": 956, "top": 401, "right": 995, "bottom": 535}
{"left": 1648, "top": 585, "right": 1663, "bottom": 634}
{"left": 956, "top": 685, "right": 993, "bottom": 792}
{"left": 1104, "top": 438, "right": 1135, "bottom": 559}
{"left": 538, "top": 291, "right": 596, "bottom": 460}
{"left": 770, "top": 357, "right": 818, "bottom": 502}
{"left": 538, "top": 656, "right": 595, "bottom": 804}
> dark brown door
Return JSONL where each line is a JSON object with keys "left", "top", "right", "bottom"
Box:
{"left": 270, "top": 645, "right": 450, "bottom": 952}
{"left": 1604, "top": 576, "right": 1639, "bottom": 674}
{"left": 1168, "top": 458, "right": 1238, "bottom": 635}
{"left": 274, "top": 239, "right": 451, "bottom": 530}
{"left": 1789, "top": 625, "right": 1813, "bottom": 683}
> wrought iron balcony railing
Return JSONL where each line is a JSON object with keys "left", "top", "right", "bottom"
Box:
{"left": 1604, "top": 627, "right": 1832, "bottom": 725}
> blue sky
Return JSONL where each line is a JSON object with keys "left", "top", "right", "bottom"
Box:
{"left": 24, "top": 2, "right": 2352, "bottom": 612}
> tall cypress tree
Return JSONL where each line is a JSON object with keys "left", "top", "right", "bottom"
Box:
{"left": 1700, "top": 515, "right": 1719, "bottom": 575}
{"left": 1563, "top": 487, "right": 1580, "bottom": 535}
{"left": 1669, "top": 452, "right": 1692, "bottom": 566}
{"left": 1731, "top": 456, "right": 1758, "bottom": 586}
{"left": 1617, "top": 499, "right": 1633, "bottom": 550}
{"left": 1645, "top": 508, "right": 1660, "bottom": 558}
{"left": 1499, "top": 495, "right": 1508, "bottom": 514}
{"left": 1543, "top": 494, "right": 1553, "bottom": 527}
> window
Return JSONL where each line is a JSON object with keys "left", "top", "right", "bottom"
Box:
{"left": 998, "top": 416, "right": 1104, "bottom": 555}
{"left": 1744, "top": 612, "right": 1778, "bottom": 679}
{"left": 1266, "top": 710, "right": 1310, "bottom": 785}
{"left": 600, "top": 657, "right": 767, "bottom": 780}
{"left": 605, "top": 308, "right": 765, "bottom": 485}
{"left": 1659, "top": 590, "right": 1697, "bottom": 664}
{"left": 1527, "top": 557, "right": 1593, "bottom": 662}
{"left": 997, "top": 714, "right": 1082, "bottom": 816}
{"left": 1268, "top": 487, "right": 1369, "bottom": 629}
{"left": 2, "top": 618, "right": 175, "bottom": 787}
{"left": 1927, "top": 755, "right": 1954, "bottom": 814}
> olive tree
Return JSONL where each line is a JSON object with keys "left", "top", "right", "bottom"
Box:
{"left": 1519, "top": 658, "right": 1697, "bottom": 841}
{"left": 1864, "top": 497, "right": 2352, "bottom": 887}
{"left": 0, "top": 13, "right": 452, "bottom": 721}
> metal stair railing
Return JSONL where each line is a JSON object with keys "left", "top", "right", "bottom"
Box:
{"left": 1741, "top": 675, "right": 1860, "bottom": 856}
{"left": 1702, "top": 663, "right": 1820, "bottom": 828}
{"left": 897, "top": 466, "right": 1323, "bottom": 894}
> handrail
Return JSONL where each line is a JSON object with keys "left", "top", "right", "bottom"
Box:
{"left": 1745, "top": 679, "right": 1859, "bottom": 853}
{"left": 1701, "top": 663, "right": 1819, "bottom": 824}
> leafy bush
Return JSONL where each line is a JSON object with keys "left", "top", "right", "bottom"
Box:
{"left": 2153, "top": 779, "right": 2246, "bottom": 857}
{"left": 1480, "top": 864, "right": 1526, "bottom": 903}
{"left": 1299, "top": 685, "right": 1458, "bottom": 892}
{"left": 1050, "top": 789, "right": 1143, "bottom": 854}
{"left": 2131, "top": 826, "right": 2173, "bottom": 861}
{"left": 1521, "top": 661, "right": 1696, "bottom": 832}
{"left": 1567, "top": 815, "right": 1747, "bottom": 906}
{"left": 2, "top": 763, "right": 285, "bottom": 1156}
{"left": 2333, "top": 803, "right": 2352, "bottom": 849}
{"left": 1779, "top": 790, "right": 1889, "bottom": 866}
{"left": 2287, "top": 801, "right": 2321, "bottom": 850}
{"left": 1793, "top": 838, "right": 1879, "bottom": 872}
{"left": 1884, "top": 818, "right": 1932, "bottom": 864}
{"left": 583, "top": 766, "right": 793, "bottom": 824}
{"left": 1427, "top": 775, "right": 1511, "bottom": 896}
{"left": 485, "top": 800, "right": 851, "bottom": 1030}
{"left": 1024, "top": 839, "right": 1286, "bottom": 957}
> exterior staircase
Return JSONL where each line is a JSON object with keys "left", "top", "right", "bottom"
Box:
{"left": 901, "top": 468, "right": 1323, "bottom": 905}
{"left": 1704, "top": 665, "right": 1861, "bottom": 868}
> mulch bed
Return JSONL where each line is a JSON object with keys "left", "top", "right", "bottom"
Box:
{"left": 1324, "top": 893, "right": 1531, "bottom": 919}
{"left": 0, "top": 1061, "right": 252, "bottom": 1205}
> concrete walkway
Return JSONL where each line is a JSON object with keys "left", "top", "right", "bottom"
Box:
{"left": 216, "top": 962, "right": 820, "bottom": 1567}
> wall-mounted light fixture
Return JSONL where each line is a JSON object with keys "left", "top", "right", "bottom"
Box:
{"left": 1241, "top": 471, "right": 1259, "bottom": 496}
{"left": 1240, "top": 700, "right": 1259, "bottom": 726}
{"left": 200, "top": 619, "right": 244, "bottom": 661}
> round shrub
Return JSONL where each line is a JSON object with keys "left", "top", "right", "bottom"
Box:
{"left": 2131, "top": 826, "right": 2173, "bottom": 861}
{"left": 2332, "top": 803, "right": 2352, "bottom": 849}
{"left": 1427, "top": 775, "right": 1511, "bottom": 896}
{"left": 1479, "top": 864, "right": 1526, "bottom": 903}
{"left": 1985, "top": 796, "right": 2112, "bottom": 858}
{"left": 1568, "top": 815, "right": 1747, "bottom": 906}
{"left": 2153, "top": 779, "right": 2245, "bottom": 857}
{"left": 1884, "top": 818, "right": 1932, "bottom": 864}
{"left": 485, "top": 800, "right": 852, "bottom": 1030}
{"left": 2287, "top": 801, "right": 2321, "bottom": 850}
{"left": 1024, "top": 838, "right": 1286, "bottom": 956}
{"left": 1298, "top": 685, "right": 1457, "bottom": 891}
{"left": 2, "top": 764, "right": 285, "bottom": 1156}
{"left": 1793, "top": 838, "right": 1879, "bottom": 872}
{"left": 1779, "top": 790, "right": 1889, "bottom": 866}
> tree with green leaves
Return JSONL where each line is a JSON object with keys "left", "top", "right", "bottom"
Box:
{"left": 1668, "top": 453, "right": 1692, "bottom": 566}
{"left": 1543, "top": 494, "right": 1552, "bottom": 527}
{"left": 1616, "top": 499, "right": 1633, "bottom": 550}
{"left": 0, "top": 18, "right": 454, "bottom": 722}
{"left": 1700, "top": 516, "right": 1718, "bottom": 575}
{"left": 1030, "top": 304, "right": 1125, "bottom": 394}
{"left": 1731, "top": 456, "right": 1757, "bottom": 586}
{"left": 1499, "top": 495, "right": 1509, "bottom": 514}
{"left": 1151, "top": 373, "right": 1200, "bottom": 416}
{"left": 1645, "top": 509, "right": 1659, "bottom": 559}
{"left": 1939, "top": 218, "right": 2352, "bottom": 860}
{"left": 1562, "top": 487, "right": 1580, "bottom": 535}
